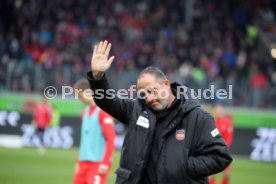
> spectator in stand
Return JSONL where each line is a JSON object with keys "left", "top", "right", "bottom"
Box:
{"left": 250, "top": 63, "right": 268, "bottom": 108}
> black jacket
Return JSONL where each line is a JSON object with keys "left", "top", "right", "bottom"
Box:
{"left": 87, "top": 71, "right": 232, "bottom": 184}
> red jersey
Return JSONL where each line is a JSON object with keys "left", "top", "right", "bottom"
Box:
{"left": 214, "top": 115, "right": 233, "bottom": 148}
{"left": 33, "top": 103, "right": 52, "bottom": 129}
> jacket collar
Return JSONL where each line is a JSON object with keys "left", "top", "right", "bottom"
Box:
{"left": 161, "top": 82, "right": 201, "bottom": 137}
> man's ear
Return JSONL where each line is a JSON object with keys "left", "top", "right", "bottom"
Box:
{"left": 163, "top": 80, "right": 170, "bottom": 87}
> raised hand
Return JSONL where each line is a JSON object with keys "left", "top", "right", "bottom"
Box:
{"left": 91, "top": 40, "right": 115, "bottom": 79}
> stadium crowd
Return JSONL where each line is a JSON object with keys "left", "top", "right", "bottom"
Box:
{"left": 0, "top": 0, "right": 275, "bottom": 108}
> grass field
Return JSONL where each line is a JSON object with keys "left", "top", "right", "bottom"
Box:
{"left": 0, "top": 148, "right": 275, "bottom": 184}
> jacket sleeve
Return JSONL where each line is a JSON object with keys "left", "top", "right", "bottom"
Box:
{"left": 87, "top": 71, "right": 134, "bottom": 124}
{"left": 186, "top": 113, "right": 233, "bottom": 177}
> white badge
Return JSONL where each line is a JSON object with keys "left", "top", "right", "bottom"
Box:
{"left": 136, "top": 116, "right": 149, "bottom": 128}
{"left": 211, "top": 128, "right": 220, "bottom": 137}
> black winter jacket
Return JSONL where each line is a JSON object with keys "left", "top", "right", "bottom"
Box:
{"left": 87, "top": 71, "right": 232, "bottom": 184}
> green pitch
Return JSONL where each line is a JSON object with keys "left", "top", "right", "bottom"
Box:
{"left": 0, "top": 148, "right": 275, "bottom": 184}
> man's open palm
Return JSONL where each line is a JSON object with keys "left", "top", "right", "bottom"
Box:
{"left": 91, "top": 40, "right": 114, "bottom": 74}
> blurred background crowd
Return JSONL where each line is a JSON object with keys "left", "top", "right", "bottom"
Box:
{"left": 0, "top": 0, "right": 276, "bottom": 108}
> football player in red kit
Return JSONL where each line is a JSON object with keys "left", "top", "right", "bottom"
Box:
{"left": 33, "top": 98, "right": 52, "bottom": 154}
{"left": 73, "top": 79, "right": 116, "bottom": 184}
{"left": 209, "top": 104, "right": 233, "bottom": 184}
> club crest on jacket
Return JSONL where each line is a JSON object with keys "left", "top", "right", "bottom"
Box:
{"left": 176, "top": 129, "right": 185, "bottom": 141}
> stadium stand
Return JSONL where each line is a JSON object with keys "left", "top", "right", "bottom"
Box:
{"left": 0, "top": 0, "right": 275, "bottom": 108}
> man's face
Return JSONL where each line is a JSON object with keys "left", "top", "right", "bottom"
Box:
{"left": 78, "top": 91, "right": 95, "bottom": 106}
{"left": 213, "top": 104, "right": 224, "bottom": 119}
{"left": 137, "top": 74, "right": 170, "bottom": 111}
{"left": 42, "top": 98, "right": 48, "bottom": 104}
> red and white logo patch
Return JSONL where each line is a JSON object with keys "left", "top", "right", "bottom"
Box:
{"left": 176, "top": 129, "right": 185, "bottom": 141}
